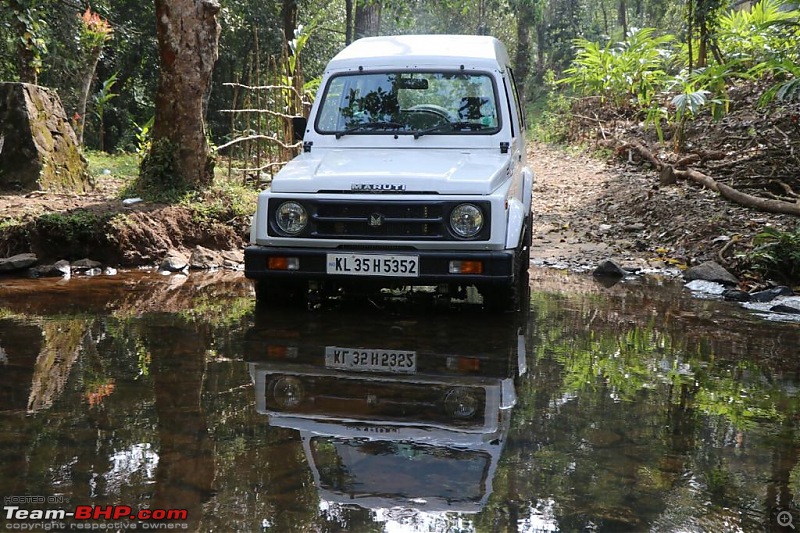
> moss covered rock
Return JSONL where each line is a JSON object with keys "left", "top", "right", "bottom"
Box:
{"left": 0, "top": 82, "right": 92, "bottom": 192}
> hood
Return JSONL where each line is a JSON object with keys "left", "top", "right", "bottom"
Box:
{"left": 270, "top": 148, "right": 512, "bottom": 195}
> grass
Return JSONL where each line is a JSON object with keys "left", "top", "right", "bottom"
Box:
{"left": 84, "top": 150, "right": 141, "bottom": 182}
{"left": 84, "top": 151, "right": 258, "bottom": 225}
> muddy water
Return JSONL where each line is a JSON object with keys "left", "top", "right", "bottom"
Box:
{"left": 1, "top": 269, "right": 799, "bottom": 532}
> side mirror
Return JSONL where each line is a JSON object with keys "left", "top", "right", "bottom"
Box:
{"left": 292, "top": 117, "right": 307, "bottom": 141}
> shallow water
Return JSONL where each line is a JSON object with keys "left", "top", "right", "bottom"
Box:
{"left": 1, "top": 269, "right": 799, "bottom": 532}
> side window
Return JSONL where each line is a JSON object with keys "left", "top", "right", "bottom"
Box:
{"left": 501, "top": 77, "right": 516, "bottom": 137}
{"left": 507, "top": 67, "right": 526, "bottom": 131}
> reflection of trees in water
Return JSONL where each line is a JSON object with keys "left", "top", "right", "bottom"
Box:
{"left": 147, "top": 316, "right": 215, "bottom": 530}
{"left": 480, "top": 285, "right": 800, "bottom": 532}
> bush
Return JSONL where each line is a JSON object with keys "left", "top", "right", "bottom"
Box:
{"left": 742, "top": 226, "right": 800, "bottom": 284}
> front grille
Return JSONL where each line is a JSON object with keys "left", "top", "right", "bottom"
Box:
{"left": 315, "top": 200, "right": 445, "bottom": 239}
{"left": 268, "top": 199, "right": 491, "bottom": 241}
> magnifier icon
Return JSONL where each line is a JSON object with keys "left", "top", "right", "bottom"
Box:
{"left": 778, "top": 511, "right": 796, "bottom": 529}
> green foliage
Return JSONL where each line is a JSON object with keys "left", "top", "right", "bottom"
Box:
{"left": 182, "top": 178, "right": 258, "bottom": 225}
{"left": 135, "top": 138, "right": 187, "bottom": 203}
{"left": 528, "top": 91, "right": 572, "bottom": 143}
{"left": 559, "top": 28, "right": 675, "bottom": 108}
{"left": 35, "top": 211, "right": 106, "bottom": 245}
{"left": 742, "top": 226, "right": 800, "bottom": 284}
{"left": 133, "top": 116, "right": 155, "bottom": 158}
{"left": 754, "top": 58, "right": 800, "bottom": 105}
{"left": 13, "top": 1, "right": 49, "bottom": 78}
{"left": 718, "top": 0, "right": 800, "bottom": 66}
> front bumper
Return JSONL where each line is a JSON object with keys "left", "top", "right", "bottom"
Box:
{"left": 244, "top": 245, "right": 514, "bottom": 285}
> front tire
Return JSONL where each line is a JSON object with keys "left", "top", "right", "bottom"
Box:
{"left": 481, "top": 216, "right": 531, "bottom": 313}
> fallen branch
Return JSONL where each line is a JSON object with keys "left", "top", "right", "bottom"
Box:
{"left": 600, "top": 137, "right": 800, "bottom": 217}
{"left": 598, "top": 139, "right": 662, "bottom": 169}
{"left": 674, "top": 168, "right": 800, "bottom": 216}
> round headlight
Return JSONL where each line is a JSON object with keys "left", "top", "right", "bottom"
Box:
{"left": 444, "top": 388, "right": 479, "bottom": 419}
{"left": 449, "top": 203, "right": 483, "bottom": 238}
{"left": 269, "top": 377, "right": 304, "bottom": 409}
{"left": 275, "top": 201, "right": 308, "bottom": 235}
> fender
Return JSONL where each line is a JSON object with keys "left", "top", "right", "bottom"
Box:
{"left": 505, "top": 197, "right": 527, "bottom": 249}
{"left": 504, "top": 166, "right": 533, "bottom": 249}
{"left": 522, "top": 166, "right": 534, "bottom": 214}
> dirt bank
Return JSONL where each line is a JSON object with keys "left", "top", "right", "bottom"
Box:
{"left": 529, "top": 142, "right": 797, "bottom": 280}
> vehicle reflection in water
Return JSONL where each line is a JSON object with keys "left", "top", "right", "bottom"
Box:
{"left": 245, "top": 305, "right": 527, "bottom": 520}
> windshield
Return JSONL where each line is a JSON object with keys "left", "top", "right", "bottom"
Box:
{"left": 315, "top": 71, "right": 500, "bottom": 137}
{"left": 310, "top": 437, "right": 490, "bottom": 502}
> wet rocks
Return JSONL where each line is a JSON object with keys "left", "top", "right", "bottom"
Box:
{"left": 159, "top": 250, "right": 190, "bottom": 273}
{"left": 29, "top": 259, "right": 71, "bottom": 278}
{"left": 70, "top": 258, "right": 102, "bottom": 272}
{"left": 722, "top": 289, "right": 752, "bottom": 302}
{"left": 0, "top": 253, "right": 37, "bottom": 272}
{"left": 771, "top": 304, "right": 800, "bottom": 315}
{"left": 750, "top": 286, "right": 794, "bottom": 303}
{"left": 683, "top": 261, "right": 739, "bottom": 286}
{"left": 593, "top": 259, "right": 626, "bottom": 278}
{"left": 189, "top": 246, "right": 223, "bottom": 270}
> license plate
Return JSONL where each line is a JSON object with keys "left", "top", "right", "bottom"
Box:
{"left": 326, "top": 253, "right": 419, "bottom": 277}
{"left": 325, "top": 346, "right": 417, "bottom": 373}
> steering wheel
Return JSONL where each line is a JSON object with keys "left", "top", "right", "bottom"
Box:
{"left": 407, "top": 104, "right": 452, "bottom": 120}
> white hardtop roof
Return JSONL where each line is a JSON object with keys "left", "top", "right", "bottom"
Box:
{"left": 326, "top": 34, "right": 510, "bottom": 72}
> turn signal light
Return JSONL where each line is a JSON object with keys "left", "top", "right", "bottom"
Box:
{"left": 449, "top": 260, "right": 483, "bottom": 274}
{"left": 447, "top": 356, "right": 481, "bottom": 372}
{"left": 268, "top": 257, "right": 300, "bottom": 270}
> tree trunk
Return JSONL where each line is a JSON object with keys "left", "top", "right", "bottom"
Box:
{"left": 281, "top": 0, "right": 297, "bottom": 43}
{"left": 535, "top": 22, "right": 547, "bottom": 83}
{"left": 354, "top": 0, "right": 381, "bottom": 39}
{"left": 687, "top": 0, "right": 694, "bottom": 73}
{"left": 618, "top": 0, "right": 628, "bottom": 38}
{"left": 345, "top": 0, "right": 354, "bottom": 45}
{"left": 76, "top": 48, "right": 102, "bottom": 146}
{"left": 697, "top": 19, "right": 708, "bottom": 68}
{"left": 150, "top": 0, "right": 221, "bottom": 188}
{"left": 514, "top": 1, "right": 536, "bottom": 100}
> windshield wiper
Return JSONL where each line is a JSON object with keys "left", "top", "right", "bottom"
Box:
{"left": 335, "top": 121, "right": 403, "bottom": 139}
{"left": 412, "top": 121, "right": 485, "bottom": 139}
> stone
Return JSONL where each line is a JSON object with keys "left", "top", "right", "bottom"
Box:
{"left": 770, "top": 304, "right": 800, "bottom": 315}
{"left": 29, "top": 259, "right": 71, "bottom": 278}
{"left": 0, "top": 253, "right": 38, "bottom": 272}
{"left": 70, "top": 258, "right": 102, "bottom": 272}
{"left": 593, "top": 259, "right": 626, "bottom": 278}
{"left": 683, "top": 261, "right": 738, "bottom": 286}
{"left": 159, "top": 251, "right": 189, "bottom": 272}
{"left": 723, "top": 289, "right": 752, "bottom": 302}
{"left": 0, "top": 83, "right": 92, "bottom": 192}
{"left": 751, "top": 286, "right": 794, "bottom": 303}
{"left": 623, "top": 223, "right": 646, "bottom": 232}
{"left": 189, "top": 245, "right": 222, "bottom": 269}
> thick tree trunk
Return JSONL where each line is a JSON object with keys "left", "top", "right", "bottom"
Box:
{"left": 354, "top": 0, "right": 381, "bottom": 39}
{"left": 151, "top": 0, "right": 221, "bottom": 188}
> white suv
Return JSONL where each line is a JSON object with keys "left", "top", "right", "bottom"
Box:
{"left": 245, "top": 35, "right": 533, "bottom": 310}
